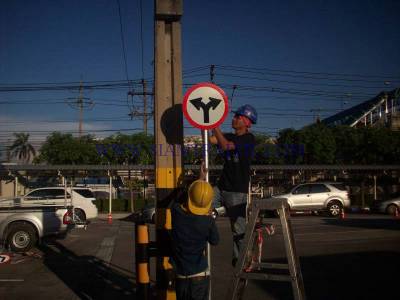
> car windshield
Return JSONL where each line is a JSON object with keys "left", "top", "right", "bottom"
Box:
{"left": 74, "top": 189, "right": 95, "bottom": 198}
{"left": 281, "top": 185, "right": 295, "bottom": 194}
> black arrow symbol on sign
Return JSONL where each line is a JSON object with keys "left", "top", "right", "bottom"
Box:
{"left": 190, "top": 97, "right": 222, "bottom": 123}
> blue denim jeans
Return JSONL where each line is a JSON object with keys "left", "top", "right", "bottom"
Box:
{"left": 213, "top": 186, "right": 247, "bottom": 263}
{"left": 176, "top": 277, "right": 209, "bottom": 300}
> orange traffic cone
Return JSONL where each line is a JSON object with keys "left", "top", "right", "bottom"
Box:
{"left": 340, "top": 208, "right": 345, "bottom": 219}
{"left": 108, "top": 213, "right": 113, "bottom": 224}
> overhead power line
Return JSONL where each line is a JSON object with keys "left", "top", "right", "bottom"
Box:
{"left": 183, "top": 82, "right": 375, "bottom": 99}
{"left": 216, "top": 73, "right": 390, "bottom": 89}
{"left": 0, "top": 66, "right": 209, "bottom": 87}
{"left": 215, "top": 64, "right": 400, "bottom": 82}
{"left": 0, "top": 128, "right": 149, "bottom": 134}
{"left": 0, "top": 118, "right": 132, "bottom": 125}
{"left": 139, "top": 0, "right": 145, "bottom": 79}
{"left": 116, "top": 0, "right": 131, "bottom": 85}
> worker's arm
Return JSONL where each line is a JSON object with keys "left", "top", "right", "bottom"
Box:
{"left": 209, "top": 135, "right": 218, "bottom": 145}
{"left": 211, "top": 127, "right": 235, "bottom": 151}
{"left": 199, "top": 161, "right": 207, "bottom": 181}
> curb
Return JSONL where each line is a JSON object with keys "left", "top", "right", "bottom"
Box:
{"left": 97, "top": 213, "right": 133, "bottom": 220}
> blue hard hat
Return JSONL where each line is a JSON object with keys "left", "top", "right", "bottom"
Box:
{"left": 233, "top": 104, "right": 257, "bottom": 124}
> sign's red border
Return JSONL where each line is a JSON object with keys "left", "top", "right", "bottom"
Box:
{"left": 182, "top": 82, "right": 229, "bottom": 130}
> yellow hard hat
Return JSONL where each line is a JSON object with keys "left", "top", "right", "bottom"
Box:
{"left": 188, "top": 180, "right": 214, "bottom": 215}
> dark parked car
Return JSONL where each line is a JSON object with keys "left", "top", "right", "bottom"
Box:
{"left": 371, "top": 194, "right": 400, "bottom": 215}
{"left": 134, "top": 204, "right": 155, "bottom": 223}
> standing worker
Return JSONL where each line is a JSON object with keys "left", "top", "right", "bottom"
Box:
{"left": 170, "top": 179, "right": 220, "bottom": 300}
{"left": 210, "top": 104, "right": 257, "bottom": 267}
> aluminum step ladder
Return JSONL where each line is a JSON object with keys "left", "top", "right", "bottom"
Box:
{"left": 226, "top": 198, "right": 306, "bottom": 300}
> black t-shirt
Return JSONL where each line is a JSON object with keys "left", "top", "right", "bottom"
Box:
{"left": 218, "top": 132, "right": 255, "bottom": 193}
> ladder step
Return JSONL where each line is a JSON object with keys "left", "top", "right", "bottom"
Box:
{"left": 256, "top": 262, "right": 289, "bottom": 270}
{"left": 239, "top": 272, "right": 292, "bottom": 282}
{"left": 226, "top": 200, "right": 306, "bottom": 300}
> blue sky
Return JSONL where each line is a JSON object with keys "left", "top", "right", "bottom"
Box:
{"left": 1, "top": 0, "right": 400, "bottom": 155}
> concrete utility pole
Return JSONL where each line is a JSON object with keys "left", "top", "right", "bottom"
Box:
{"left": 154, "top": 0, "right": 184, "bottom": 299}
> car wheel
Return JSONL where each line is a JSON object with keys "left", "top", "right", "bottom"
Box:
{"left": 327, "top": 201, "right": 343, "bottom": 217}
{"left": 74, "top": 208, "right": 86, "bottom": 222}
{"left": 386, "top": 204, "right": 398, "bottom": 216}
{"left": 7, "top": 222, "right": 37, "bottom": 253}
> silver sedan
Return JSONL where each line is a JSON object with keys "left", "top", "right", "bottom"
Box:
{"left": 371, "top": 197, "right": 400, "bottom": 215}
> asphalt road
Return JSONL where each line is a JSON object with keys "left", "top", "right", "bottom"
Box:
{"left": 0, "top": 213, "right": 399, "bottom": 300}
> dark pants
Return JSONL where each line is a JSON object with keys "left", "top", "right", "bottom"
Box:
{"left": 176, "top": 277, "right": 210, "bottom": 300}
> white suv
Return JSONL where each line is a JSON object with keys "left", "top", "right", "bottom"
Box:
{"left": 272, "top": 182, "right": 350, "bottom": 216}
{"left": 18, "top": 187, "right": 98, "bottom": 221}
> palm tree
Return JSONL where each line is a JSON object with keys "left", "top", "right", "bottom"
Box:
{"left": 9, "top": 133, "right": 36, "bottom": 162}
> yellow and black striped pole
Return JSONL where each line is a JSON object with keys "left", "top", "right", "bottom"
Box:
{"left": 135, "top": 222, "right": 150, "bottom": 298}
{"left": 154, "top": 1, "right": 184, "bottom": 299}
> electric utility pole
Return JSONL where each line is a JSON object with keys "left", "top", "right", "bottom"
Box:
{"left": 67, "top": 80, "right": 93, "bottom": 137}
{"left": 78, "top": 82, "right": 84, "bottom": 136}
{"left": 128, "top": 79, "right": 153, "bottom": 135}
{"left": 154, "top": 0, "right": 184, "bottom": 299}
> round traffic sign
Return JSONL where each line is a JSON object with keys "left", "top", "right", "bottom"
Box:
{"left": 0, "top": 254, "right": 10, "bottom": 264}
{"left": 183, "top": 82, "right": 229, "bottom": 130}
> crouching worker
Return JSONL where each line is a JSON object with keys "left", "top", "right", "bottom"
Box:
{"left": 171, "top": 180, "right": 220, "bottom": 300}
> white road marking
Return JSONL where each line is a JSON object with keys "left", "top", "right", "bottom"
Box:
{"left": 96, "top": 237, "right": 116, "bottom": 264}
{"left": 95, "top": 225, "right": 119, "bottom": 264}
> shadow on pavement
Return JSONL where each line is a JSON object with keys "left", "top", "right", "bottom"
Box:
{"left": 119, "top": 213, "right": 137, "bottom": 223}
{"left": 322, "top": 218, "right": 400, "bottom": 230}
{"left": 252, "top": 251, "right": 399, "bottom": 300}
{"left": 38, "top": 241, "right": 137, "bottom": 300}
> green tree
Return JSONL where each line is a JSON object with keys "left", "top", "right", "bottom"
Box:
{"left": 332, "top": 126, "right": 400, "bottom": 164}
{"left": 359, "top": 127, "right": 398, "bottom": 164}
{"left": 8, "top": 133, "right": 36, "bottom": 162}
{"left": 100, "top": 132, "right": 154, "bottom": 165}
{"left": 298, "top": 124, "right": 336, "bottom": 164}
{"left": 253, "top": 133, "right": 283, "bottom": 164}
{"left": 35, "top": 132, "right": 101, "bottom": 164}
{"left": 277, "top": 128, "right": 303, "bottom": 164}
{"left": 331, "top": 126, "right": 362, "bottom": 164}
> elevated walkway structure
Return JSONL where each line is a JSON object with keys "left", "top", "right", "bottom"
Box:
{"left": 322, "top": 88, "right": 400, "bottom": 128}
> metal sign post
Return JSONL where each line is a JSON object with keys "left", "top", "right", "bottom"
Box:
{"left": 64, "top": 176, "right": 67, "bottom": 208}
{"left": 70, "top": 177, "right": 75, "bottom": 221}
{"left": 202, "top": 129, "right": 211, "bottom": 300}
{"left": 183, "top": 82, "right": 229, "bottom": 300}
{"left": 108, "top": 170, "right": 112, "bottom": 224}
{"left": 203, "top": 130, "right": 210, "bottom": 182}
